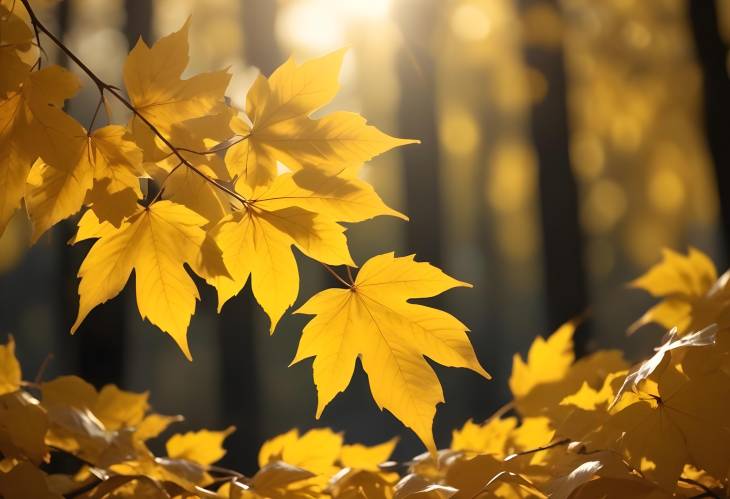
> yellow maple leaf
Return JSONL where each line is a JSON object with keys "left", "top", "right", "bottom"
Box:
{"left": 241, "top": 461, "right": 318, "bottom": 499}
{"left": 83, "top": 125, "right": 145, "bottom": 225}
{"left": 508, "top": 321, "right": 627, "bottom": 426}
{"left": 166, "top": 426, "right": 234, "bottom": 466}
{"left": 0, "top": 65, "right": 80, "bottom": 235}
{"left": 450, "top": 417, "right": 517, "bottom": 456}
{"left": 250, "top": 168, "right": 407, "bottom": 223}
{"left": 0, "top": 336, "right": 21, "bottom": 396}
{"left": 26, "top": 124, "right": 144, "bottom": 239}
{"left": 123, "top": 18, "right": 230, "bottom": 141}
{"left": 0, "top": 462, "right": 62, "bottom": 499}
{"left": 509, "top": 320, "right": 576, "bottom": 399}
{"left": 293, "top": 253, "right": 489, "bottom": 452}
{"left": 71, "top": 201, "right": 227, "bottom": 359}
{"left": 340, "top": 437, "right": 399, "bottom": 471}
{"left": 0, "top": 3, "right": 35, "bottom": 93}
{"left": 40, "top": 375, "right": 149, "bottom": 431}
{"left": 134, "top": 413, "right": 183, "bottom": 442}
{"left": 629, "top": 247, "right": 718, "bottom": 335}
{"left": 587, "top": 366, "right": 730, "bottom": 491}
{"left": 147, "top": 112, "right": 237, "bottom": 225}
{"left": 226, "top": 49, "right": 416, "bottom": 187}
{"left": 0, "top": 391, "right": 49, "bottom": 465}
{"left": 209, "top": 173, "right": 367, "bottom": 332}
{"left": 258, "top": 428, "right": 344, "bottom": 486}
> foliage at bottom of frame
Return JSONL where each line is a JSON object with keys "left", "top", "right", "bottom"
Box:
{"left": 1, "top": 246, "right": 729, "bottom": 499}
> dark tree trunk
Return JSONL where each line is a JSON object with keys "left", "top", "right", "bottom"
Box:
{"left": 216, "top": 0, "right": 281, "bottom": 474}
{"left": 395, "top": 0, "right": 443, "bottom": 267}
{"left": 53, "top": 2, "right": 130, "bottom": 387}
{"left": 242, "top": 0, "right": 281, "bottom": 75}
{"left": 519, "top": 0, "right": 589, "bottom": 354}
{"left": 124, "top": 0, "right": 153, "bottom": 47}
{"left": 689, "top": 2, "right": 730, "bottom": 263}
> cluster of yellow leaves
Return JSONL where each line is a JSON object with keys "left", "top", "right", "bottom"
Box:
{"left": 4, "top": 247, "right": 729, "bottom": 498}
{"left": 1, "top": 3, "right": 493, "bottom": 451}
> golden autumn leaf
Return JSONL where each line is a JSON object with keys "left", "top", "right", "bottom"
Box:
{"left": 259, "top": 428, "right": 343, "bottom": 479}
{"left": 226, "top": 49, "right": 416, "bottom": 187}
{"left": 242, "top": 460, "right": 318, "bottom": 499}
{"left": 71, "top": 201, "right": 227, "bottom": 359}
{"left": 328, "top": 468, "right": 395, "bottom": 499}
{"left": 40, "top": 375, "right": 149, "bottom": 431}
{"left": 146, "top": 112, "right": 237, "bottom": 225}
{"left": 612, "top": 324, "right": 717, "bottom": 405}
{"left": 509, "top": 320, "right": 576, "bottom": 400}
{"left": 166, "top": 426, "right": 234, "bottom": 466}
{"left": 586, "top": 365, "right": 730, "bottom": 491}
{"left": 133, "top": 413, "right": 184, "bottom": 443}
{"left": 209, "top": 172, "right": 369, "bottom": 332}
{"left": 0, "top": 3, "right": 35, "bottom": 94}
{"left": 340, "top": 437, "right": 399, "bottom": 471}
{"left": 0, "top": 391, "right": 49, "bottom": 465}
{"left": 26, "top": 124, "right": 145, "bottom": 239}
{"left": 0, "top": 462, "right": 62, "bottom": 499}
{"left": 0, "top": 65, "right": 80, "bottom": 235}
{"left": 508, "top": 320, "right": 627, "bottom": 420}
{"left": 450, "top": 417, "right": 517, "bottom": 457}
{"left": 0, "top": 336, "right": 21, "bottom": 396}
{"left": 293, "top": 253, "right": 489, "bottom": 452}
{"left": 628, "top": 247, "right": 718, "bottom": 335}
{"left": 123, "top": 17, "right": 230, "bottom": 142}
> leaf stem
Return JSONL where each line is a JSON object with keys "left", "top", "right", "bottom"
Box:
{"left": 19, "top": 0, "right": 249, "bottom": 207}
{"left": 322, "top": 264, "right": 351, "bottom": 288}
{"left": 507, "top": 438, "right": 570, "bottom": 459}
{"left": 33, "top": 353, "right": 53, "bottom": 384}
{"left": 148, "top": 161, "right": 184, "bottom": 205}
{"left": 87, "top": 94, "right": 104, "bottom": 132}
{"left": 174, "top": 134, "right": 250, "bottom": 156}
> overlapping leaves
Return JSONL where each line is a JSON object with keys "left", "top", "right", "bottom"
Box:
{"left": 1, "top": 2, "right": 488, "bottom": 453}
{"left": 3, "top": 246, "right": 730, "bottom": 497}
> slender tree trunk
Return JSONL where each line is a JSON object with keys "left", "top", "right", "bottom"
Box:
{"left": 688, "top": 1, "right": 730, "bottom": 263}
{"left": 124, "top": 0, "right": 153, "bottom": 47}
{"left": 216, "top": 0, "right": 281, "bottom": 474}
{"left": 519, "top": 0, "right": 589, "bottom": 353}
{"left": 395, "top": 0, "right": 443, "bottom": 267}
{"left": 242, "top": 0, "right": 280, "bottom": 75}
{"left": 54, "top": 2, "right": 130, "bottom": 387}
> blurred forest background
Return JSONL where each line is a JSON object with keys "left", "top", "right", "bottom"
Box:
{"left": 1, "top": 0, "right": 729, "bottom": 474}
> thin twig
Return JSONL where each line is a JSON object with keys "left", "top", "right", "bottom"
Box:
{"left": 509, "top": 438, "right": 570, "bottom": 458}
{"left": 206, "top": 464, "right": 247, "bottom": 479}
{"left": 175, "top": 134, "right": 250, "bottom": 156}
{"left": 64, "top": 478, "right": 102, "bottom": 498}
{"left": 87, "top": 95, "right": 104, "bottom": 132}
{"left": 346, "top": 266, "right": 354, "bottom": 284}
{"left": 19, "top": 0, "right": 248, "bottom": 207}
{"left": 680, "top": 477, "right": 722, "bottom": 499}
{"left": 322, "top": 264, "right": 351, "bottom": 288}
{"left": 33, "top": 353, "right": 53, "bottom": 384}
{"left": 483, "top": 401, "right": 514, "bottom": 424}
{"left": 149, "top": 161, "right": 184, "bottom": 204}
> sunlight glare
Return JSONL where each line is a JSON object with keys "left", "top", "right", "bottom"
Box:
{"left": 277, "top": 0, "right": 393, "bottom": 52}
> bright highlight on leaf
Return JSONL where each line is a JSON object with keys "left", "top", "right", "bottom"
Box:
{"left": 293, "top": 252, "right": 489, "bottom": 452}
{"left": 628, "top": 247, "right": 719, "bottom": 335}
{"left": 226, "top": 49, "right": 418, "bottom": 187}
